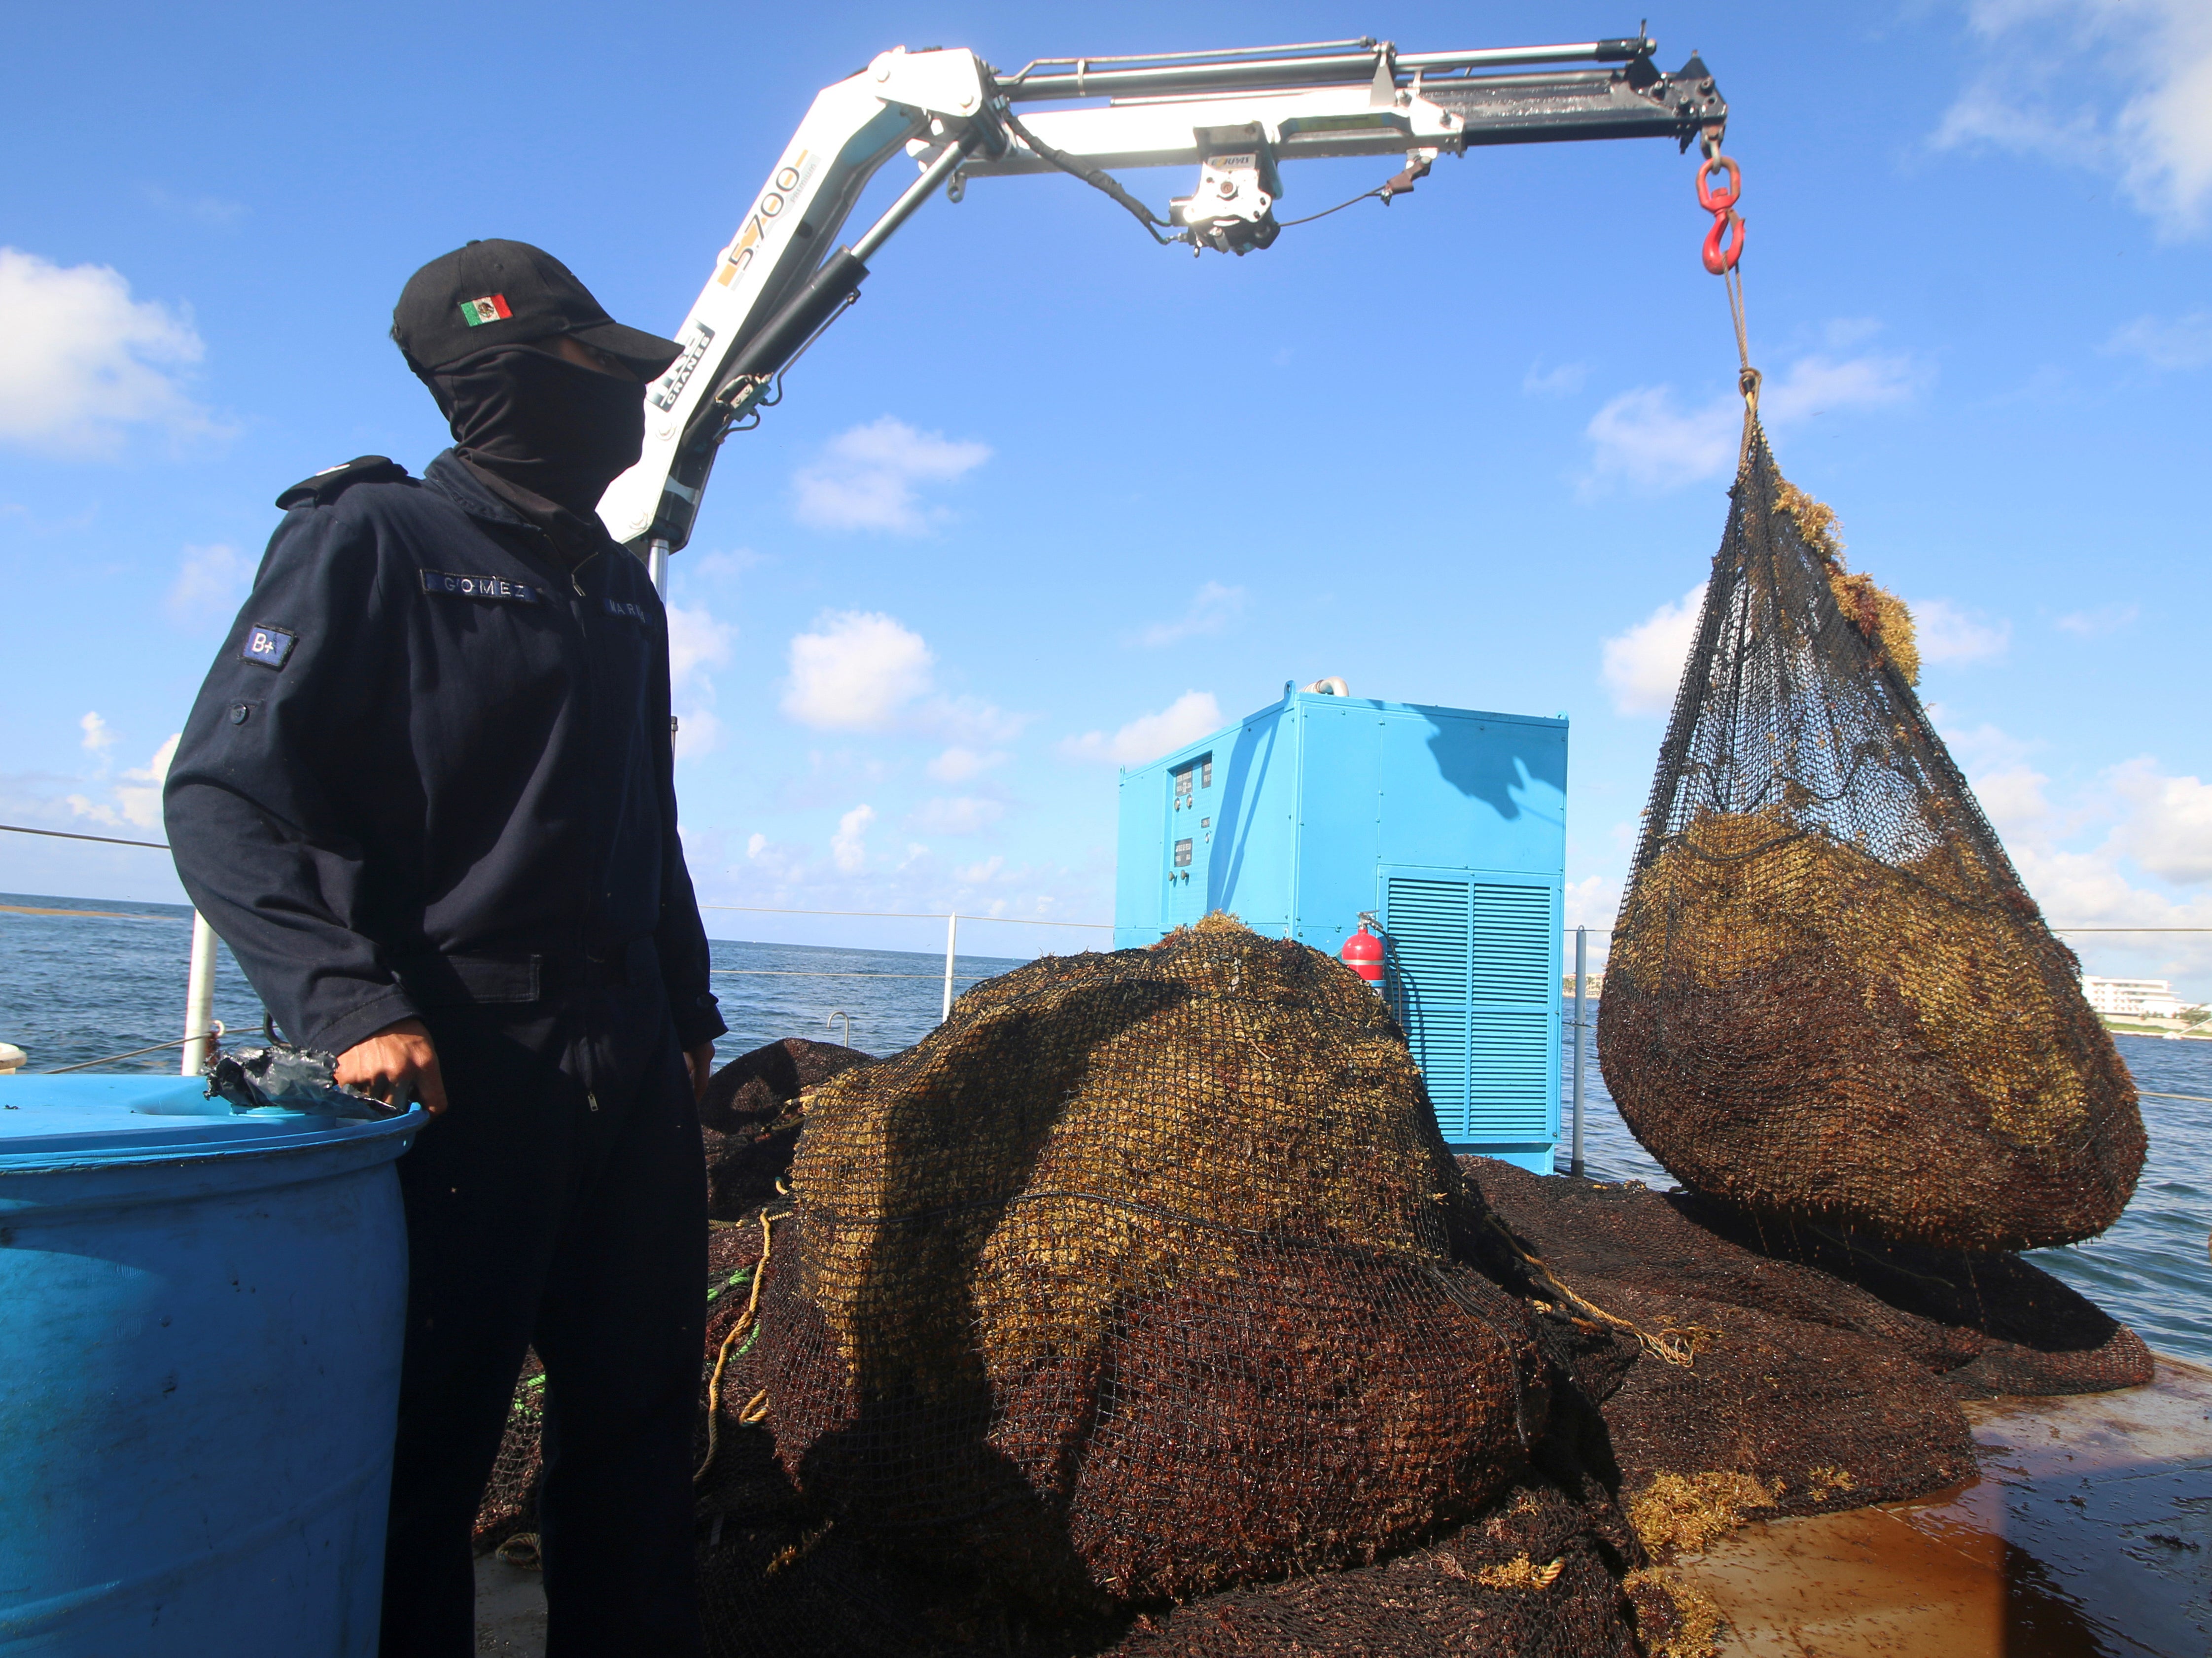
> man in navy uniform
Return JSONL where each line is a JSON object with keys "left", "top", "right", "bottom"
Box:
{"left": 166, "top": 240, "right": 725, "bottom": 1657}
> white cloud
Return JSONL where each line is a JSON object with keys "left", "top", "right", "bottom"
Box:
{"left": 911, "top": 795, "right": 1006, "bottom": 835}
{"left": 1600, "top": 584, "right": 1704, "bottom": 715}
{"left": 1759, "top": 353, "right": 1923, "bottom": 423}
{"left": 2105, "top": 311, "right": 2212, "bottom": 370}
{"left": 1135, "top": 581, "right": 1247, "bottom": 648}
{"left": 164, "top": 542, "right": 252, "bottom": 626}
{"left": 778, "top": 613, "right": 1023, "bottom": 746}
{"left": 0, "top": 248, "right": 220, "bottom": 456}
{"left": 666, "top": 600, "right": 735, "bottom": 760}
{"left": 667, "top": 601, "right": 734, "bottom": 694}
{"left": 673, "top": 707, "right": 722, "bottom": 761}
{"left": 927, "top": 746, "right": 1006, "bottom": 783}
{"left": 1583, "top": 349, "right": 1920, "bottom": 492}
{"left": 830, "top": 803, "right": 875, "bottom": 872}
{"left": 1936, "top": 719, "right": 2212, "bottom": 995}
{"left": 1932, "top": 719, "right": 2068, "bottom": 840}
{"left": 782, "top": 610, "right": 935, "bottom": 731}
{"left": 117, "top": 736, "right": 178, "bottom": 828}
{"left": 2057, "top": 602, "right": 2140, "bottom": 637}
{"left": 1563, "top": 873, "right": 1622, "bottom": 935}
{"left": 2108, "top": 759, "right": 2212, "bottom": 884}
{"left": 791, "top": 416, "right": 990, "bottom": 533}
{"left": 746, "top": 832, "right": 768, "bottom": 859}
{"left": 953, "top": 853, "right": 1005, "bottom": 886}
{"left": 1061, "top": 691, "right": 1224, "bottom": 766}
{"left": 1584, "top": 388, "right": 1737, "bottom": 491}
{"left": 1972, "top": 764, "right": 2055, "bottom": 837}
{"left": 70, "top": 734, "right": 179, "bottom": 830}
{"left": 1937, "top": 0, "right": 2212, "bottom": 239}
{"left": 1909, "top": 598, "right": 2012, "bottom": 666}
{"left": 1523, "top": 360, "right": 1588, "bottom": 397}
{"left": 79, "top": 711, "right": 113, "bottom": 754}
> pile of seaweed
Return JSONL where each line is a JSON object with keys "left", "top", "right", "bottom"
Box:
{"left": 681, "top": 1176, "right": 2142, "bottom": 1656}
{"left": 477, "top": 928, "right": 2151, "bottom": 1656}
{"left": 758, "top": 916, "right": 1549, "bottom": 1612}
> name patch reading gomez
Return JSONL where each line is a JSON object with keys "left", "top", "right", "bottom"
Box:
{"left": 241, "top": 625, "right": 298, "bottom": 669}
{"left": 420, "top": 569, "right": 542, "bottom": 603}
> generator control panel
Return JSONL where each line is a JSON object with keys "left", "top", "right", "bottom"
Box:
{"left": 1165, "top": 751, "right": 1215, "bottom": 928}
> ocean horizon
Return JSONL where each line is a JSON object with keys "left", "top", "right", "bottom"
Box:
{"left": 4, "top": 889, "right": 2205, "bottom": 1363}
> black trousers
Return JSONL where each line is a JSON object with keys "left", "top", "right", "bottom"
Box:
{"left": 377, "top": 975, "right": 707, "bottom": 1657}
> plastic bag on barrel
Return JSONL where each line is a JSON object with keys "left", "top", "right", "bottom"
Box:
{"left": 205, "top": 1043, "right": 405, "bottom": 1120}
{"left": 1597, "top": 419, "right": 2142, "bottom": 1253}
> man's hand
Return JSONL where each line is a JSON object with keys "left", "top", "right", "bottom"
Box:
{"left": 336, "top": 1018, "right": 449, "bottom": 1117}
{"left": 686, "top": 1042, "right": 717, "bottom": 1104}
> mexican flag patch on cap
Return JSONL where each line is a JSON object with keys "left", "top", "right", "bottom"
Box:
{"left": 459, "top": 293, "right": 512, "bottom": 326}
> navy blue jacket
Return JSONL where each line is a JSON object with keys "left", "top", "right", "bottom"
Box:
{"left": 165, "top": 451, "right": 725, "bottom": 1058}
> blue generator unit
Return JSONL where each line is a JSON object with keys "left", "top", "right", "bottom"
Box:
{"left": 1114, "top": 685, "right": 1566, "bottom": 1171}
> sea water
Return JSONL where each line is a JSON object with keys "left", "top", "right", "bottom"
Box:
{"left": 4, "top": 891, "right": 2205, "bottom": 1362}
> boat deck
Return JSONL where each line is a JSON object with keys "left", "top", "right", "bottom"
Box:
{"left": 1671, "top": 1357, "right": 2211, "bottom": 1657}
{"left": 471, "top": 1358, "right": 2212, "bottom": 1656}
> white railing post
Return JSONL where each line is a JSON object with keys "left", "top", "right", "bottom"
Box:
{"left": 1570, "top": 926, "right": 1587, "bottom": 1178}
{"left": 942, "top": 912, "right": 958, "bottom": 1022}
{"left": 182, "top": 911, "right": 219, "bottom": 1075}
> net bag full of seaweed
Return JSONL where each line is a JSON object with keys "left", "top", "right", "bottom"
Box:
{"left": 754, "top": 913, "right": 1545, "bottom": 1612}
{"left": 1598, "top": 420, "right": 2142, "bottom": 1254}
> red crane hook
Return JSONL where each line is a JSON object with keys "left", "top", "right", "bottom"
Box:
{"left": 1696, "top": 152, "right": 1745, "bottom": 273}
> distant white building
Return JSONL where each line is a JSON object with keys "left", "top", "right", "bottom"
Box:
{"left": 2081, "top": 976, "right": 2188, "bottom": 1019}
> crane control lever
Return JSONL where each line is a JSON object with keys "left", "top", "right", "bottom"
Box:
{"left": 597, "top": 31, "right": 1728, "bottom": 562}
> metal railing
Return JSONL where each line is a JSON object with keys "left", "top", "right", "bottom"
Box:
{"left": 696, "top": 902, "right": 1112, "bottom": 1022}
{"left": 2, "top": 823, "right": 1117, "bottom": 1067}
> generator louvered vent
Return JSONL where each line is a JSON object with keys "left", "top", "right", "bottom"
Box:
{"left": 1385, "top": 879, "right": 1471, "bottom": 1137}
{"left": 1387, "top": 878, "right": 1555, "bottom": 1144}
{"left": 1472, "top": 886, "right": 1552, "bottom": 1002}
{"left": 1471, "top": 884, "right": 1553, "bottom": 1139}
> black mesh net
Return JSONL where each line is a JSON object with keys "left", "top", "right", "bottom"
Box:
{"left": 1597, "top": 419, "right": 2145, "bottom": 1252}
{"left": 471, "top": 994, "right": 2154, "bottom": 1655}
{"left": 751, "top": 914, "right": 1547, "bottom": 1612}
{"left": 701, "top": 1038, "right": 872, "bottom": 1222}
{"left": 475, "top": 1352, "right": 545, "bottom": 1557}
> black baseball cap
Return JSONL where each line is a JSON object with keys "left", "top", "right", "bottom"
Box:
{"left": 391, "top": 239, "right": 683, "bottom": 379}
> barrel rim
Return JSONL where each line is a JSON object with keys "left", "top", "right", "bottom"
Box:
{"left": 0, "top": 1105, "right": 423, "bottom": 1177}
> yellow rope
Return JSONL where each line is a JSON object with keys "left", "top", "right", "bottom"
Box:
{"left": 695, "top": 1209, "right": 781, "bottom": 1485}
{"left": 1486, "top": 1214, "right": 1711, "bottom": 1367}
{"left": 494, "top": 1531, "right": 542, "bottom": 1571}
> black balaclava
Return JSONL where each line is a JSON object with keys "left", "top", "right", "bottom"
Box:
{"left": 425, "top": 345, "right": 645, "bottom": 521}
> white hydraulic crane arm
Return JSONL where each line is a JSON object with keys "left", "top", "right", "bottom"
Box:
{"left": 597, "top": 34, "right": 1726, "bottom": 560}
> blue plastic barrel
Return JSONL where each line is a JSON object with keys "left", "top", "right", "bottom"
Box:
{"left": 0, "top": 1074, "right": 420, "bottom": 1657}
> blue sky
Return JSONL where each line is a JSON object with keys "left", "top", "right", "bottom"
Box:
{"left": 3, "top": 0, "right": 2208, "bottom": 992}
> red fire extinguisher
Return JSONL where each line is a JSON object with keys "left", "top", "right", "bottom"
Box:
{"left": 1340, "top": 916, "right": 1384, "bottom": 988}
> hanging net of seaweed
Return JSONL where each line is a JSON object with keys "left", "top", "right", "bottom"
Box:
{"left": 1597, "top": 417, "right": 2144, "bottom": 1253}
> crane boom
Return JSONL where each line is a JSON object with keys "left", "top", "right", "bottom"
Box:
{"left": 596, "top": 34, "right": 1727, "bottom": 563}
